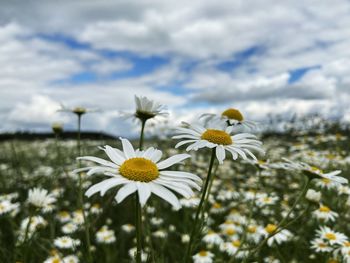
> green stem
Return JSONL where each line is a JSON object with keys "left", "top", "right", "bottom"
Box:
{"left": 184, "top": 148, "right": 216, "bottom": 263}
{"left": 76, "top": 114, "right": 93, "bottom": 263}
{"left": 135, "top": 119, "right": 146, "bottom": 263}
{"left": 139, "top": 120, "right": 146, "bottom": 150}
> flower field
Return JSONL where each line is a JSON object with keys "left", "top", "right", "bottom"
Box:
{"left": 0, "top": 98, "right": 349, "bottom": 263}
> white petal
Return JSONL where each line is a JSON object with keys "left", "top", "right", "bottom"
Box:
{"left": 104, "top": 146, "right": 125, "bottom": 165}
{"left": 158, "top": 176, "right": 201, "bottom": 190}
{"left": 160, "top": 171, "right": 202, "bottom": 182}
{"left": 115, "top": 183, "right": 137, "bottom": 203}
{"left": 156, "top": 154, "right": 191, "bottom": 169}
{"left": 149, "top": 183, "right": 181, "bottom": 210}
{"left": 77, "top": 156, "right": 118, "bottom": 168}
{"left": 86, "top": 166, "right": 116, "bottom": 176}
{"left": 137, "top": 182, "right": 151, "bottom": 207}
{"left": 232, "top": 133, "right": 257, "bottom": 140}
{"left": 216, "top": 145, "right": 226, "bottom": 164}
{"left": 85, "top": 177, "right": 126, "bottom": 197}
{"left": 120, "top": 137, "right": 136, "bottom": 159}
{"left": 322, "top": 171, "right": 348, "bottom": 184}
{"left": 149, "top": 149, "right": 163, "bottom": 163}
{"left": 175, "top": 140, "right": 197, "bottom": 148}
{"left": 155, "top": 179, "right": 193, "bottom": 198}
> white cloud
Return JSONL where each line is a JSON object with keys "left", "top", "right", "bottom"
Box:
{"left": 1, "top": 1, "right": 350, "bottom": 135}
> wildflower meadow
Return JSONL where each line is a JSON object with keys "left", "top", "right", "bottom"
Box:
{"left": 0, "top": 96, "right": 349, "bottom": 263}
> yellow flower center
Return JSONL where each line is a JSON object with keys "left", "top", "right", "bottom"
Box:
{"left": 263, "top": 197, "right": 271, "bottom": 202}
{"left": 322, "top": 178, "right": 331, "bottom": 184}
{"left": 201, "top": 129, "right": 232, "bottom": 145}
{"left": 119, "top": 158, "right": 159, "bottom": 182}
{"left": 232, "top": 240, "right": 241, "bottom": 247}
{"left": 213, "top": 202, "right": 222, "bottom": 209}
{"left": 59, "top": 211, "right": 69, "bottom": 217}
{"left": 325, "top": 233, "right": 336, "bottom": 240}
{"left": 199, "top": 250, "right": 208, "bottom": 257}
{"left": 135, "top": 110, "right": 156, "bottom": 121}
{"left": 247, "top": 226, "right": 257, "bottom": 233}
{"left": 226, "top": 228, "right": 236, "bottom": 236}
{"left": 73, "top": 107, "right": 86, "bottom": 115}
{"left": 326, "top": 154, "right": 336, "bottom": 160}
{"left": 318, "top": 242, "right": 327, "bottom": 248}
{"left": 53, "top": 258, "right": 61, "bottom": 263}
{"left": 222, "top": 108, "right": 244, "bottom": 121}
{"left": 344, "top": 241, "right": 350, "bottom": 247}
{"left": 310, "top": 166, "right": 322, "bottom": 174}
{"left": 319, "top": 206, "right": 330, "bottom": 213}
{"left": 265, "top": 224, "right": 277, "bottom": 234}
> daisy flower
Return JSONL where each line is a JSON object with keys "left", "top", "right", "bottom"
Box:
{"left": 220, "top": 240, "right": 241, "bottom": 256}
{"left": 305, "top": 189, "right": 321, "bottom": 203}
{"left": 173, "top": 121, "right": 264, "bottom": 164}
{"left": 245, "top": 225, "right": 264, "bottom": 244}
{"left": 313, "top": 205, "right": 338, "bottom": 222}
{"left": 52, "top": 122, "right": 63, "bottom": 134}
{"left": 192, "top": 250, "right": 214, "bottom": 263}
{"left": 310, "top": 238, "right": 333, "bottom": 253}
{"left": 96, "top": 226, "right": 116, "bottom": 244}
{"left": 76, "top": 138, "right": 201, "bottom": 210}
{"left": 27, "top": 188, "right": 56, "bottom": 209}
{"left": 315, "top": 178, "right": 340, "bottom": 190}
{"left": 201, "top": 108, "right": 258, "bottom": 130}
{"left": 262, "top": 224, "right": 293, "bottom": 246}
{"left": 0, "top": 199, "right": 19, "bottom": 215}
{"left": 59, "top": 105, "right": 98, "bottom": 116}
{"left": 316, "top": 226, "right": 348, "bottom": 245}
{"left": 54, "top": 236, "right": 81, "bottom": 250}
{"left": 203, "top": 230, "right": 223, "bottom": 246}
{"left": 123, "top": 95, "right": 168, "bottom": 122}
{"left": 274, "top": 158, "right": 348, "bottom": 184}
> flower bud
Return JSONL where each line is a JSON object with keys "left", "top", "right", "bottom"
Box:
{"left": 306, "top": 189, "right": 321, "bottom": 203}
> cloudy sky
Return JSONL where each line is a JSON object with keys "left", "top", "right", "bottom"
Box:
{"left": 1, "top": 0, "right": 350, "bottom": 136}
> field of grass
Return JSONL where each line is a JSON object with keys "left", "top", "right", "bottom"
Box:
{"left": 0, "top": 129, "right": 349, "bottom": 263}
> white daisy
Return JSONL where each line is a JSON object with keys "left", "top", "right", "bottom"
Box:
{"left": 313, "top": 205, "right": 338, "bottom": 222}
{"left": 96, "top": 226, "right": 116, "bottom": 244}
{"left": 220, "top": 240, "right": 241, "bottom": 255}
{"left": 201, "top": 108, "right": 258, "bottom": 130}
{"left": 63, "top": 255, "right": 79, "bottom": 263}
{"left": 27, "top": 188, "right": 56, "bottom": 208}
{"left": 316, "top": 226, "right": 348, "bottom": 245}
{"left": 121, "top": 224, "right": 135, "bottom": 233}
{"left": 59, "top": 105, "right": 98, "bottom": 116}
{"left": 123, "top": 95, "right": 168, "bottom": 122}
{"left": 274, "top": 158, "right": 348, "bottom": 184}
{"left": 192, "top": 250, "right": 214, "bottom": 263}
{"left": 310, "top": 238, "right": 333, "bottom": 253}
{"left": 77, "top": 138, "right": 201, "bottom": 210}
{"left": 262, "top": 224, "right": 293, "bottom": 246}
{"left": 246, "top": 225, "right": 264, "bottom": 244}
{"left": 203, "top": 230, "right": 223, "bottom": 246}
{"left": 54, "top": 236, "right": 81, "bottom": 250}
{"left": 173, "top": 121, "right": 264, "bottom": 164}
{"left": 305, "top": 189, "right": 321, "bottom": 203}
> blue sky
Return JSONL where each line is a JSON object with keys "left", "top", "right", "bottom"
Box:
{"left": 1, "top": 0, "right": 350, "bottom": 136}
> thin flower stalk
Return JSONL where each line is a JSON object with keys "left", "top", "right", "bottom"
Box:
{"left": 184, "top": 148, "right": 216, "bottom": 263}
